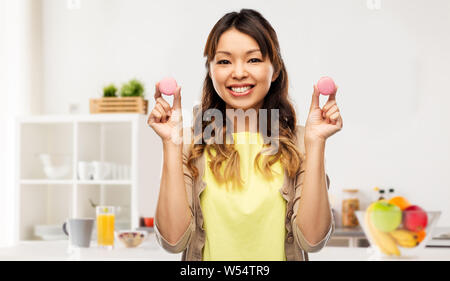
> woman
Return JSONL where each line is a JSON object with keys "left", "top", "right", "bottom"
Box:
{"left": 148, "top": 9, "right": 343, "bottom": 261}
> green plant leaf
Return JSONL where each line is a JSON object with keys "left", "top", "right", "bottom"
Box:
{"left": 103, "top": 84, "right": 117, "bottom": 97}
{"left": 120, "top": 79, "right": 145, "bottom": 97}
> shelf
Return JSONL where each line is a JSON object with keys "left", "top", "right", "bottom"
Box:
{"left": 20, "top": 179, "right": 73, "bottom": 185}
{"left": 17, "top": 114, "right": 157, "bottom": 240}
{"left": 77, "top": 180, "right": 132, "bottom": 185}
{"left": 17, "top": 114, "right": 142, "bottom": 124}
{"left": 20, "top": 179, "right": 132, "bottom": 185}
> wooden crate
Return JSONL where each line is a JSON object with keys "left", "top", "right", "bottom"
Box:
{"left": 90, "top": 97, "right": 148, "bottom": 114}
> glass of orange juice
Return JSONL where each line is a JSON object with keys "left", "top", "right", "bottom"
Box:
{"left": 96, "top": 206, "right": 115, "bottom": 249}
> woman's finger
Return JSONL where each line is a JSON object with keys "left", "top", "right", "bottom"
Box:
{"left": 155, "top": 103, "right": 167, "bottom": 121}
{"left": 327, "top": 93, "right": 336, "bottom": 102}
{"left": 154, "top": 82, "right": 162, "bottom": 101}
{"left": 147, "top": 113, "right": 155, "bottom": 126}
{"left": 149, "top": 108, "right": 162, "bottom": 124}
{"left": 322, "top": 100, "right": 337, "bottom": 113}
{"left": 336, "top": 113, "right": 343, "bottom": 129}
{"left": 322, "top": 101, "right": 337, "bottom": 118}
{"left": 329, "top": 111, "right": 341, "bottom": 123}
{"left": 156, "top": 97, "right": 171, "bottom": 115}
{"left": 324, "top": 105, "right": 339, "bottom": 119}
{"left": 324, "top": 85, "right": 338, "bottom": 107}
{"left": 172, "top": 86, "right": 182, "bottom": 110}
{"left": 309, "top": 84, "right": 320, "bottom": 111}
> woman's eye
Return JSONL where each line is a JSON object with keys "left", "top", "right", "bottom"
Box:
{"left": 249, "top": 58, "right": 262, "bottom": 63}
{"left": 217, "top": 58, "right": 261, "bottom": 64}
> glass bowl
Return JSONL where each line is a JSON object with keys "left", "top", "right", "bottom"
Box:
{"left": 356, "top": 209, "right": 441, "bottom": 259}
{"left": 117, "top": 230, "right": 147, "bottom": 248}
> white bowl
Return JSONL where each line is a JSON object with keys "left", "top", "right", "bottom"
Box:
{"left": 39, "top": 154, "right": 71, "bottom": 179}
{"left": 34, "top": 224, "right": 67, "bottom": 241}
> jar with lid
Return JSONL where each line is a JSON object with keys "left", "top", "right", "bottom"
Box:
{"left": 342, "top": 189, "right": 360, "bottom": 228}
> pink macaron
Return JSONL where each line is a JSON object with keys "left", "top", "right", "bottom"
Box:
{"left": 159, "top": 77, "right": 178, "bottom": 96}
{"left": 317, "top": 76, "right": 336, "bottom": 96}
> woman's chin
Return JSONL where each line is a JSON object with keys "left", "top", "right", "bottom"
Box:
{"left": 227, "top": 102, "right": 259, "bottom": 111}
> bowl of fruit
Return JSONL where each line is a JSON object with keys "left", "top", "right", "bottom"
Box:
{"left": 355, "top": 196, "right": 441, "bottom": 259}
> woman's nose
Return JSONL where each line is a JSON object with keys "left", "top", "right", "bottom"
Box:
{"left": 231, "top": 62, "right": 248, "bottom": 79}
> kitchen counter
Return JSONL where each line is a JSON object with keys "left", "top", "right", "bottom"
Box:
{"left": 0, "top": 233, "right": 182, "bottom": 261}
{"left": 309, "top": 246, "right": 450, "bottom": 261}
{"left": 0, "top": 233, "right": 449, "bottom": 261}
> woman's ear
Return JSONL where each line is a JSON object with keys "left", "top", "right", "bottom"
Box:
{"left": 271, "top": 69, "right": 280, "bottom": 82}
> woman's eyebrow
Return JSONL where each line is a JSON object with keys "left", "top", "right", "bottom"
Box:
{"left": 216, "top": 49, "right": 261, "bottom": 55}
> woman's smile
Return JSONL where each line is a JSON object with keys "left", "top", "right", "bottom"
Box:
{"left": 226, "top": 84, "right": 255, "bottom": 97}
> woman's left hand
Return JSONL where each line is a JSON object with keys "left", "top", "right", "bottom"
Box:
{"left": 305, "top": 84, "right": 343, "bottom": 145}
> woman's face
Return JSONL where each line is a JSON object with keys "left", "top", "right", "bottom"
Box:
{"left": 209, "top": 28, "right": 278, "bottom": 111}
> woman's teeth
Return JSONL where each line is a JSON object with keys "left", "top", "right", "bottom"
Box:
{"left": 231, "top": 86, "right": 252, "bottom": 93}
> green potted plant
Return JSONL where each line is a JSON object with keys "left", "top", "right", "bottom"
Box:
{"left": 120, "top": 79, "right": 145, "bottom": 97}
{"left": 91, "top": 79, "right": 148, "bottom": 114}
{"left": 103, "top": 84, "right": 118, "bottom": 97}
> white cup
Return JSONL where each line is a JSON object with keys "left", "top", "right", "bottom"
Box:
{"left": 92, "top": 161, "right": 111, "bottom": 180}
{"left": 103, "top": 162, "right": 112, "bottom": 180}
{"left": 111, "top": 163, "right": 118, "bottom": 180}
{"left": 78, "top": 162, "right": 92, "bottom": 180}
{"left": 92, "top": 161, "right": 101, "bottom": 180}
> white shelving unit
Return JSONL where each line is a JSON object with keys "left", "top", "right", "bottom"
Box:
{"left": 16, "top": 114, "right": 162, "bottom": 241}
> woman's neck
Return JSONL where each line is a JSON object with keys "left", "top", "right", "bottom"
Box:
{"left": 225, "top": 104, "right": 262, "bottom": 133}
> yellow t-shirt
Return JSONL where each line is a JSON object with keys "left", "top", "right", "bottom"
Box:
{"left": 200, "top": 131, "right": 286, "bottom": 261}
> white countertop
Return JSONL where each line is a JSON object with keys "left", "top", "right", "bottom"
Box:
{"left": 0, "top": 233, "right": 182, "bottom": 261}
{"left": 0, "top": 233, "right": 449, "bottom": 261}
{"left": 309, "top": 246, "right": 450, "bottom": 261}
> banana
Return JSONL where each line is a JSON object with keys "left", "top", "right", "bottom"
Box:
{"left": 389, "top": 229, "right": 419, "bottom": 248}
{"left": 365, "top": 202, "right": 401, "bottom": 256}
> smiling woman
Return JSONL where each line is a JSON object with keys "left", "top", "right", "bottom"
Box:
{"left": 208, "top": 30, "right": 279, "bottom": 111}
{"left": 151, "top": 8, "right": 338, "bottom": 262}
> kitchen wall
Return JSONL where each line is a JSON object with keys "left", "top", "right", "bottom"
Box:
{"left": 0, "top": 0, "right": 6, "bottom": 247}
{"left": 0, "top": 0, "right": 43, "bottom": 246}
{"left": 27, "top": 0, "right": 450, "bottom": 226}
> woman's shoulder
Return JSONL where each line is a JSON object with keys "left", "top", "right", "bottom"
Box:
{"left": 181, "top": 126, "right": 206, "bottom": 158}
{"left": 182, "top": 126, "right": 195, "bottom": 156}
{"left": 295, "top": 124, "right": 305, "bottom": 137}
{"left": 294, "top": 125, "right": 306, "bottom": 154}
{"left": 294, "top": 124, "right": 305, "bottom": 139}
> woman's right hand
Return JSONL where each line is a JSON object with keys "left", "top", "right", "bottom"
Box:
{"left": 147, "top": 82, "right": 183, "bottom": 145}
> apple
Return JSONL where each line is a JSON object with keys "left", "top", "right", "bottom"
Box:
{"left": 403, "top": 205, "right": 428, "bottom": 232}
{"left": 370, "top": 201, "right": 402, "bottom": 232}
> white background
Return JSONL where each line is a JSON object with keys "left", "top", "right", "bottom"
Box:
{"left": 1, "top": 0, "right": 450, "bottom": 245}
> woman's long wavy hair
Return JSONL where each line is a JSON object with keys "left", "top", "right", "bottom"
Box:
{"left": 187, "top": 9, "right": 304, "bottom": 189}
